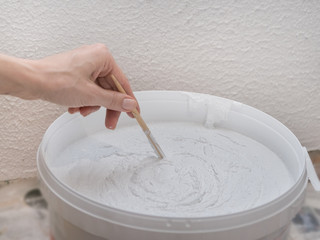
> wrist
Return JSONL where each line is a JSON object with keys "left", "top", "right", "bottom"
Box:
{"left": 0, "top": 54, "right": 42, "bottom": 100}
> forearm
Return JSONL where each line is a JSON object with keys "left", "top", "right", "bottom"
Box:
{"left": 0, "top": 54, "right": 41, "bottom": 100}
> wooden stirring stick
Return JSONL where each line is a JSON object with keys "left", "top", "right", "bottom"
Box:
{"left": 110, "top": 74, "right": 165, "bottom": 159}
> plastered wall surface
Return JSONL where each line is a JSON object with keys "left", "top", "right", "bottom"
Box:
{"left": 0, "top": 1, "right": 319, "bottom": 181}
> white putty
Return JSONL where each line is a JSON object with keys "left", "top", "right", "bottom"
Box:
{"left": 50, "top": 122, "right": 293, "bottom": 217}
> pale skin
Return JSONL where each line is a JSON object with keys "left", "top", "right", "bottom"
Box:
{"left": 0, "top": 44, "right": 139, "bottom": 129}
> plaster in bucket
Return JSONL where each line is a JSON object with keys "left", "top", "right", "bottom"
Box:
{"left": 50, "top": 121, "right": 293, "bottom": 218}
{"left": 38, "top": 91, "right": 320, "bottom": 240}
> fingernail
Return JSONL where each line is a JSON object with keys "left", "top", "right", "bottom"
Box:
{"left": 122, "top": 98, "right": 136, "bottom": 111}
{"left": 107, "top": 125, "right": 115, "bottom": 130}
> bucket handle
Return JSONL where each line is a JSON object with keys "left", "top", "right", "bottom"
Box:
{"left": 304, "top": 147, "right": 320, "bottom": 191}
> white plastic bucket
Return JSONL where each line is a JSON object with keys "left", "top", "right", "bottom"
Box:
{"left": 37, "top": 91, "right": 320, "bottom": 240}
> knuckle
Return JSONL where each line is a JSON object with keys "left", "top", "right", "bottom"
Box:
{"left": 93, "top": 43, "right": 109, "bottom": 54}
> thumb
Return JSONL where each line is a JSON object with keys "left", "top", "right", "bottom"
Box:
{"left": 92, "top": 85, "right": 137, "bottom": 112}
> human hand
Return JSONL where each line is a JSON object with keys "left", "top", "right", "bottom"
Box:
{"left": 34, "top": 44, "right": 138, "bottom": 129}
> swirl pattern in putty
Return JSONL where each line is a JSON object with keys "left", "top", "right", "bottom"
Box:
{"left": 50, "top": 122, "right": 293, "bottom": 217}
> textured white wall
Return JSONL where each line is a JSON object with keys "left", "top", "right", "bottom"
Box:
{"left": 0, "top": 1, "right": 319, "bottom": 181}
